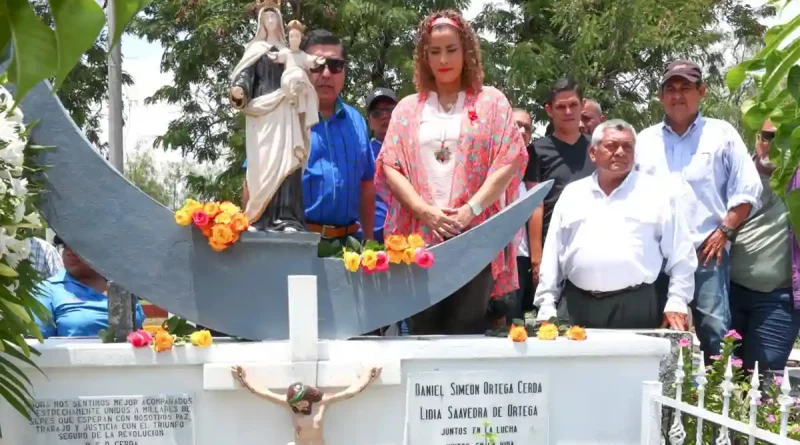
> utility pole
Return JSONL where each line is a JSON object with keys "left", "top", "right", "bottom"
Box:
{"left": 107, "top": 0, "right": 124, "bottom": 173}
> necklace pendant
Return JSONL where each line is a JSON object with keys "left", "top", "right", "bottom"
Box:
{"left": 434, "top": 145, "right": 451, "bottom": 164}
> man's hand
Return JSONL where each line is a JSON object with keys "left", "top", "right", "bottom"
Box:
{"left": 698, "top": 229, "right": 727, "bottom": 267}
{"left": 530, "top": 254, "right": 541, "bottom": 284}
{"left": 661, "top": 312, "right": 688, "bottom": 331}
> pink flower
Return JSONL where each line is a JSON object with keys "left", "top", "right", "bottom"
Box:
{"left": 678, "top": 338, "right": 691, "bottom": 348}
{"left": 775, "top": 376, "right": 784, "bottom": 386}
{"left": 468, "top": 109, "right": 478, "bottom": 123}
{"left": 414, "top": 248, "right": 434, "bottom": 269}
{"left": 731, "top": 358, "right": 743, "bottom": 368}
{"left": 375, "top": 251, "right": 389, "bottom": 272}
{"left": 192, "top": 211, "right": 210, "bottom": 228}
{"left": 767, "top": 414, "right": 777, "bottom": 423}
{"left": 724, "top": 330, "right": 742, "bottom": 341}
{"left": 127, "top": 330, "right": 152, "bottom": 348}
{"left": 710, "top": 355, "right": 723, "bottom": 361}
{"left": 362, "top": 265, "right": 376, "bottom": 275}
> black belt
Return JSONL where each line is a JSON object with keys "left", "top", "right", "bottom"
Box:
{"left": 569, "top": 281, "right": 649, "bottom": 299}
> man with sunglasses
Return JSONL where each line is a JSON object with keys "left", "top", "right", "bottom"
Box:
{"left": 243, "top": 29, "right": 377, "bottom": 253}
{"left": 362, "top": 87, "right": 398, "bottom": 244}
{"left": 636, "top": 59, "right": 762, "bottom": 359}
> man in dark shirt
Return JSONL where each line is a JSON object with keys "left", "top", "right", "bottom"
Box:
{"left": 524, "top": 78, "right": 596, "bottom": 317}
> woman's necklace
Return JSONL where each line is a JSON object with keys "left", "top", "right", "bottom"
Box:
{"left": 434, "top": 94, "right": 458, "bottom": 164}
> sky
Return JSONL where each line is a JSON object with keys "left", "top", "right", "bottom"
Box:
{"left": 101, "top": 0, "right": 798, "bottom": 172}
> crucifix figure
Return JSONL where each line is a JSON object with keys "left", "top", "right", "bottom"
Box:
{"left": 231, "top": 365, "right": 382, "bottom": 445}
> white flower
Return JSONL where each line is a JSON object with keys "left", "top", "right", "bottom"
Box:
{"left": 0, "top": 179, "right": 8, "bottom": 197}
{"left": 0, "top": 119, "right": 20, "bottom": 144}
{"left": 6, "top": 107, "right": 23, "bottom": 124}
{"left": 23, "top": 212, "right": 40, "bottom": 226}
{"left": 0, "top": 139, "right": 25, "bottom": 167}
{"left": 10, "top": 177, "right": 27, "bottom": 197}
{"left": 13, "top": 203, "right": 25, "bottom": 223}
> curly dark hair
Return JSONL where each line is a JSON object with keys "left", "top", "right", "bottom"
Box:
{"left": 413, "top": 10, "right": 484, "bottom": 96}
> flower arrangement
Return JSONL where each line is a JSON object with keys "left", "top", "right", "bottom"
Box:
{"left": 673, "top": 330, "right": 800, "bottom": 441}
{"left": 487, "top": 318, "right": 588, "bottom": 342}
{"left": 125, "top": 316, "right": 213, "bottom": 352}
{"left": 174, "top": 199, "right": 249, "bottom": 251}
{"left": 341, "top": 233, "right": 435, "bottom": 273}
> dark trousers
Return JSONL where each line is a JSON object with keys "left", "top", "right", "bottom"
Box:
{"left": 730, "top": 283, "right": 800, "bottom": 371}
{"left": 563, "top": 281, "right": 661, "bottom": 329}
{"left": 409, "top": 266, "right": 494, "bottom": 335}
{"left": 513, "top": 256, "right": 535, "bottom": 319}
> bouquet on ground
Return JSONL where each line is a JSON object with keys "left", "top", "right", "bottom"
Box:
{"left": 125, "top": 316, "right": 213, "bottom": 353}
{"left": 174, "top": 199, "right": 249, "bottom": 252}
{"left": 341, "top": 233, "right": 435, "bottom": 273}
{"left": 487, "top": 318, "right": 588, "bottom": 342}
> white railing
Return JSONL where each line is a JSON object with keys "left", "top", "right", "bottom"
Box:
{"left": 642, "top": 348, "right": 800, "bottom": 445}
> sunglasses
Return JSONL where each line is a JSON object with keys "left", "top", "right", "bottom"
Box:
{"left": 309, "top": 58, "right": 346, "bottom": 74}
{"left": 760, "top": 130, "right": 776, "bottom": 142}
{"left": 369, "top": 106, "right": 395, "bottom": 119}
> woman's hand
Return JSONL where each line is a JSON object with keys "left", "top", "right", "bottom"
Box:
{"left": 442, "top": 205, "right": 475, "bottom": 232}
{"left": 419, "top": 204, "right": 462, "bottom": 241}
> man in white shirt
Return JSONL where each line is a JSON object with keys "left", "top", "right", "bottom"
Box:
{"left": 535, "top": 119, "right": 697, "bottom": 329}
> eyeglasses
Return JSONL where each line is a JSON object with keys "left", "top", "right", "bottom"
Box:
{"left": 760, "top": 130, "right": 776, "bottom": 142}
{"left": 309, "top": 58, "right": 346, "bottom": 74}
{"left": 369, "top": 106, "right": 395, "bottom": 119}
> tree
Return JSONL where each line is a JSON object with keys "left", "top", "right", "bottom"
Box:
{"left": 133, "top": 0, "right": 468, "bottom": 202}
{"left": 125, "top": 144, "right": 195, "bottom": 210}
{"left": 473, "top": 0, "right": 775, "bottom": 130}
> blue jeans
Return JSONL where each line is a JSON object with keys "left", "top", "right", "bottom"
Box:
{"left": 692, "top": 249, "right": 731, "bottom": 360}
{"left": 730, "top": 283, "right": 800, "bottom": 371}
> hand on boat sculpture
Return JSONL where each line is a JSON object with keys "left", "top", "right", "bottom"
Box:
{"left": 231, "top": 365, "right": 382, "bottom": 445}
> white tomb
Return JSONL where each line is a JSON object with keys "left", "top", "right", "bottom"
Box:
{"left": 0, "top": 277, "right": 670, "bottom": 445}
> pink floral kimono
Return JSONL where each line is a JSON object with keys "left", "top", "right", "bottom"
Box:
{"left": 374, "top": 86, "right": 528, "bottom": 297}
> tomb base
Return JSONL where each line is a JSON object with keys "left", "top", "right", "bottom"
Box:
{"left": 1, "top": 332, "right": 668, "bottom": 445}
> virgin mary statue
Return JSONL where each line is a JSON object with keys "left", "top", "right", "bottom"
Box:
{"left": 230, "top": 0, "right": 313, "bottom": 233}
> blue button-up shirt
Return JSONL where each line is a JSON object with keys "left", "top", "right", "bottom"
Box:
{"left": 35, "top": 270, "right": 145, "bottom": 338}
{"left": 244, "top": 98, "right": 375, "bottom": 227}
{"left": 635, "top": 115, "right": 762, "bottom": 248}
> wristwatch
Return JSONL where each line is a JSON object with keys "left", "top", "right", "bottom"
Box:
{"left": 467, "top": 200, "right": 483, "bottom": 217}
{"left": 718, "top": 223, "right": 737, "bottom": 243}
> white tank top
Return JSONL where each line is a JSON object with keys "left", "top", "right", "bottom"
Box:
{"left": 417, "top": 92, "right": 466, "bottom": 208}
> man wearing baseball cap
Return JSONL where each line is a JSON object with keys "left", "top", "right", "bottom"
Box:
{"left": 636, "top": 59, "right": 762, "bottom": 359}
{"left": 361, "top": 87, "right": 398, "bottom": 244}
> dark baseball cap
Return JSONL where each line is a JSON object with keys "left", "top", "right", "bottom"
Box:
{"left": 662, "top": 59, "right": 702, "bottom": 86}
{"left": 366, "top": 88, "right": 398, "bottom": 111}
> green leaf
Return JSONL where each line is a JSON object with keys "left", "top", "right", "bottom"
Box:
{"left": 727, "top": 60, "right": 756, "bottom": 92}
{"left": 110, "top": 0, "right": 153, "bottom": 49}
{"left": 0, "top": 355, "right": 32, "bottom": 389}
{"left": 48, "top": 0, "right": 106, "bottom": 90}
{"left": 0, "top": 378, "right": 32, "bottom": 420}
{"left": 0, "top": 262, "right": 18, "bottom": 278}
{"left": 789, "top": 66, "right": 800, "bottom": 102}
{"left": 5, "top": 0, "right": 58, "bottom": 102}
{"left": 0, "top": 3, "right": 10, "bottom": 65}
{"left": 363, "top": 240, "right": 384, "bottom": 251}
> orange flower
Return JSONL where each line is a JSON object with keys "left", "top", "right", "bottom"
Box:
{"left": 211, "top": 224, "right": 235, "bottom": 245}
{"left": 407, "top": 233, "right": 425, "bottom": 249}
{"left": 152, "top": 331, "right": 174, "bottom": 352}
{"left": 215, "top": 212, "right": 232, "bottom": 225}
{"left": 384, "top": 234, "right": 409, "bottom": 252}
{"left": 402, "top": 247, "right": 416, "bottom": 265}
{"left": 387, "top": 249, "right": 404, "bottom": 264}
{"left": 509, "top": 324, "right": 528, "bottom": 342}
{"left": 209, "top": 238, "right": 228, "bottom": 252}
{"left": 537, "top": 323, "right": 558, "bottom": 341}
{"left": 204, "top": 202, "right": 222, "bottom": 218}
{"left": 566, "top": 326, "right": 587, "bottom": 341}
{"left": 230, "top": 213, "right": 249, "bottom": 232}
{"left": 201, "top": 225, "right": 213, "bottom": 238}
{"left": 230, "top": 229, "right": 240, "bottom": 244}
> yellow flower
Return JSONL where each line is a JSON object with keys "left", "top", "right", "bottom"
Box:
{"left": 209, "top": 238, "right": 228, "bottom": 252}
{"left": 343, "top": 251, "right": 361, "bottom": 272}
{"left": 211, "top": 224, "right": 235, "bottom": 245}
{"left": 152, "top": 331, "right": 175, "bottom": 352}
{"left": 204, "top": 202, "right": 222, "bottom": 218}
{"left": 230, "top": 213, "right": 249, "bottom": 232}
{"left": 190, "top": 330, "right": 213, "bottom": 347}
{"left": 215, "top": 212, "right": 233, "bottom": 225}
{"left": 402, "top": 248, "right": 416, "bottom": 265}
{"left": 174, "top": 209, "right": 192, "bottom": 226}
{"left": 537, "top": 323, "right": 559, "bottom": 341}
{"left": 566, "top": 326, "right": 587, "bottom": 341}
{"left": 384, "top": 234, "right": 409, "bottom": 252}
{"left": 407, "top": 233, "right": 425, "bottom": 249}
{"left": 387, "top": 249, "right": 404, "bottom": 264}
{"left": 219, "top": 201, "right": 241, "bottom": 215}
{"left": 361, "top": 249, "right": 378, "bottom": 270}
{"left": 183, "top": 199, "right": 203, "bottom": 215}
{"left": 509, "top": 325, "right": 528, "bottom": 342}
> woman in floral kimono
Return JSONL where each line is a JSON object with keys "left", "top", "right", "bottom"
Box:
{"left": 374, "top": 10, "right": 528, "bottom": 335}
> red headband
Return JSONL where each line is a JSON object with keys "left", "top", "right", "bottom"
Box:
{"left": 429, "top": 17, "right": 461, "bottom": 31}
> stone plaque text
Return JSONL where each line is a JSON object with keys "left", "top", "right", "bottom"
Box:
{"left": 29, "top": 395, "right": 195, "bottom": 445}
{"left": 405, "top": 371, "right": 548, "bottom": 445}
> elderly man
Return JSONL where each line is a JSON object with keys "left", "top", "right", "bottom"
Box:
{"left": 243, "top": 29, "right": 376, "bottom": 250}
{"left": 580, "top": 99, "right": 606, "bottom": 136}
{"left": 636, "top": 59, "right": 762, "bottom": 356}
{"left": 535, "top": 120, "right": 697, "bottom": 329}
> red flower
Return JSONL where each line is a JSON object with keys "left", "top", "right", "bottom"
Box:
{"left": 192, "top": 211, "right": 210, "bottom": 228}
{"left": 468, "top": 109, "right": 478, "bottom": 122}
{"left": 127, "top": 330, "right": 152, "bottom": 348}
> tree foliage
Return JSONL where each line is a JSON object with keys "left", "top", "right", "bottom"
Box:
{"left": 125, "top": 146, "right": 193, "bottom": 210}
{"left": 133, "top": 0, "right": 467, "bottom": 202}
{"left": 473, "top": 0, "right": 775, "bottom": 130}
